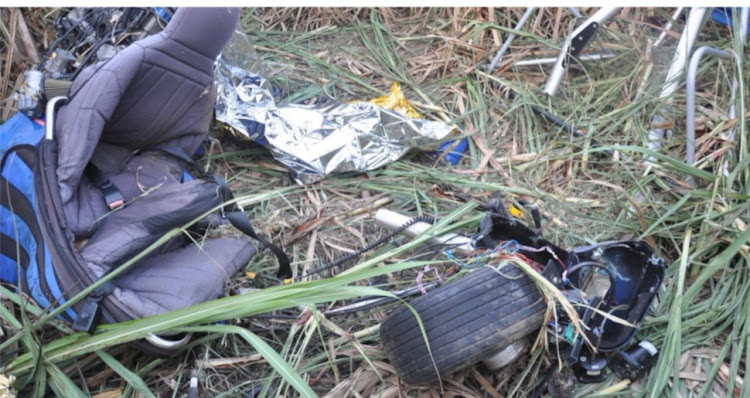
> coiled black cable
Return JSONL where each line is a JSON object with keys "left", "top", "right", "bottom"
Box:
{"left": 296, "top": 215, "right": 437, "bottom": 280}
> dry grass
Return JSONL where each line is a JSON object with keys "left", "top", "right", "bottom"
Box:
{"left": 2, "top": 7, "right": 749, "bottom": 398}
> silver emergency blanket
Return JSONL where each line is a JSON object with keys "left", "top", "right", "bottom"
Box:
{"left": 215, "top": 32, "right": 456, "bottom": 184}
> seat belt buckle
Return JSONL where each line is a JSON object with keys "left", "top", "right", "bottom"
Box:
{"left": 102, "top": 184, "right": 125, "bottom": 210}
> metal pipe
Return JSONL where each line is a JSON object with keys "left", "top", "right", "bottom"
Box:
{"left": 44, "top": 96, "right": 68, "bottom": 140}
{"left": 568, "top": 7, "right": 583, "bottom": 19}
{"left": 145, "top": 332, "right": 193, "bottom": 350}
{"left": 543, "top": 7, "right": 621, "bottom": 96}
{"left": 487, "top": 7, "right": 537, "bottom": 73}
{"left": 685, "top": 8, "right": 747, "bottom": 183}
{"left": 646, "top": 8, "right": 707, "bottom": 161}
{"left": 724, "top": 7, "right": 749, "bottom": 176}
{"left": 653, "top": 7, "right": 685, "bottom": 47}
{"left": 514, "top": 52, "right": 615, "bottom": 67}
{"left": 686, "top": 46, "right": 731, "bottom": 185}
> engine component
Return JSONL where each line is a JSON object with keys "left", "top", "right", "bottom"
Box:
{"left": 572, "top": 352, "right": 608, "bottom": 383}
{"left": 42, "top": 8, "right": 174, "bottom": 80}
{"left": 610, "top": 340, "right": 659, "bottom": 381}
{"left": 15, "top": 70, "right": 45, "bottom": 118}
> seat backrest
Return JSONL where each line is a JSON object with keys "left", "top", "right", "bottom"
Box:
{"left": 54, "top": 8, "right": 239, "bottom": 206}
{"left": 102, "top": 7, "right": 238, "bottom": 151}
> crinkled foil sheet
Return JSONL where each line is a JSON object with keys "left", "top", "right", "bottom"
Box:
{"left": 215, "top": 32, "right": 456, "bottom": 184}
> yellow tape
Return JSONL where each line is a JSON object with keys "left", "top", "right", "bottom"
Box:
{"left": 367, "top": 83, "right": 422, "bottom": 119}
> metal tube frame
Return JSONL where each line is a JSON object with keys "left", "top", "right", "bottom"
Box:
{"left": 687, "top": 7, "right": 748, "bottom": 184}
{"left": 487, "top": 7, "right": 537, "bottom": 73}
{"left": 653, "top": 7, "right": 685, "bottom": 47}
{"left": 543, "top": 7, "right": 621, "bottom": 96}
{"left": 488, "top": 7, "right": 584, "bottom": 73}
{"left": 686, "top": 46, "right": 732, "bottom": 181}
{"left": 514, "top": 51, "right": 615, "bottom": 67}
{"left": 145, "top": 332, "right": 193, "bottom": 350}
{"left": 723, "top": 8, "right": 749, "bottom": 176}
{"left": 645, "top": 8, "right": 707, "bottom": 162}
{"left": 44, "top": 96, "right": 68, "bottom": 140}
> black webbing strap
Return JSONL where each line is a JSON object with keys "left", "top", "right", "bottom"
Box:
{"left": 152, "top": 145, "right": 292, "bottom": 279}
{"left": 85, "top": 163, "right": 125, "bottom": 210}
{"left": 152, "top": 145, "right": 206, "bottom": 177}
{"left": 225, "top": 211, "right": 292, "bottom": 279}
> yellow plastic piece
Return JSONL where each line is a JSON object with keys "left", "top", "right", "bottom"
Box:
{"left": 367, "top": 83, "right": 422, "bottom": 119}
{"left": 509, "top": 204, "right": 524, "bottom": 219}
{"left": 245, "top": 271, "right": 256, "bottom": 280}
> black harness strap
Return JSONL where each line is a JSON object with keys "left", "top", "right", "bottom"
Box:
{"left": 225, "top": 211, "right": 292, "bottom": 279}
{"left": 151, "top": 145, "right": 206, "bottom": 176}
{"left": 152, "top": 145, "right": 292, "bottom": 279}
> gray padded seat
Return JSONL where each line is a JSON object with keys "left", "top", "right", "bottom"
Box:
{"left": 47, "top": 8, "right": 257, "bottom": 320}
{"left": 55, "top": 8, "right": 239, "bottom": 234}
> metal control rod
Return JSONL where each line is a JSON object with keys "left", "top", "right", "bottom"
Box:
{"left": 514, "top": 52, "right": 615, "bottom": 67}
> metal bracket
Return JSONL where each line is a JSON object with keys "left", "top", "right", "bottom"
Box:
{"left": 543, "top": 7, "right": 621, "bottom": 96}
{"left": 567, "top": 21, "right": 600, "bottom": 61}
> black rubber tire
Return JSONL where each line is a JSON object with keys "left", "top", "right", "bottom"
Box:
{"left": 379, "top": 264, "right": 546, "bottom": 385}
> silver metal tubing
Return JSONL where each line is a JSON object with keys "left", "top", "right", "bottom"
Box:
{"left": 487, "top": 7, "right": 537, "bottom": 73}
{"left": 688, "top": 7, "right": 747, "bottom": 183}
{"left": 44, "top": 96, "right": 68, "bottom": 140}
{"left": 723, "top": 7, "right": 749, "bottom": 175}
{"left": 646, "top": 8, "right": 707, "bottom": 161}
{"left": 145, "top": 332, "right": 193, "bottom": 350}
{"left": 654, "top": 7, "right": 685, "bottom": 47}
{"left": 543, "top": 7, "right": 621, "bottom": 96}
{"left": 568, "top": 7, "right": 583, "bottom": 19}
{"left": 514, "top": 52, "right": 615, "bottom": 67}
{"left": 686, "top": 46, "right": 732, "bottom": 185}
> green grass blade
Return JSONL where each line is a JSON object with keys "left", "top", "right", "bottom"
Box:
{"left": 682, "top": 226, "right": 750, "bottom": 306}
{"left": 45, "top": 362, "right": 86, "bottom": 398}
{"left": 96, "top": 350, "right": 155, "bottom": 398}
{"left": 647, "top": 228, "right": 691, "bottom": 396}
{"left": 182, "top": 325, "right": 318, "bottom": 398}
